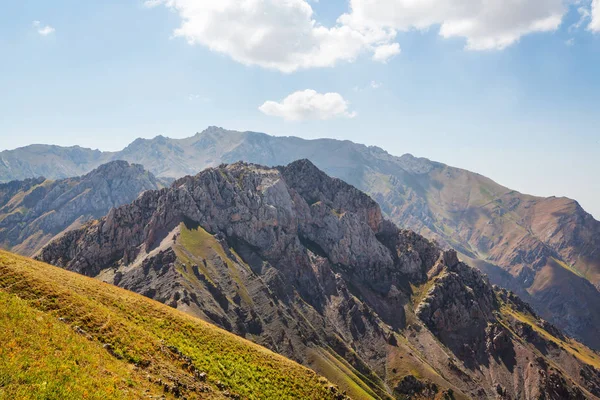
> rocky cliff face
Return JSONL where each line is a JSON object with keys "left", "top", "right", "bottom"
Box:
{"left": 393, "top": 162, "right": 600, "bottom": 351}
{"left": 5, "top": 127, "right": 599, "bottom": 352}
{"left": 39, "top": 160, "right": 600, "bottom": 400}
{"left": 0, "top": 161, "right": 160, "bottom": 256}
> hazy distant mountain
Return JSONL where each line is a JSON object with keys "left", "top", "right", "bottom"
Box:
{"left": 0, "top": 161, "right": 161, "bottom": 256}
{"left": 38, "top": 160, "right": 600, "bottom": 399}
{"left": 2, "top": 126, "right": 599, "bottom": 350}
{"left": 0, "top": 144, "right": 112, "bottom": 182}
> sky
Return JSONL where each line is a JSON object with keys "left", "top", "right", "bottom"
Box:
{"left": 0, "top": 0, "right": 599, "bottom": 218}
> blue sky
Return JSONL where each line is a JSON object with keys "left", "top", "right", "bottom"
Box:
{"left": 0, "top": 0, "right": 599, "bottom": 218}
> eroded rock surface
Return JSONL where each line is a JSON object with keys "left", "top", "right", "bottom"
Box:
{"left": 38, "top": 160, "right": 600, "bottom": 399}
{"left": 0, "top": 161, "right": 160, "bottom": 256}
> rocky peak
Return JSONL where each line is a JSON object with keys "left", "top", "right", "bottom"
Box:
{"left": 200, "top": 125, "right": 226, "bottom": 135}
{"left": 416, "top": 260, "right": 497, "bottom": 361}
{"left": 37, "top": 160, "right": 600, "bottom": 400}
{"left": 82, "top": 159, "right": 145, "bottom": 178}
{"left": 38, "top": 160, "right": 466, "bottom": 335}
{"left": 398, "top": 153, "right": 437, "bottom": 174}
{"left": 280, "top": 159, "right": 385, "bottom": 233}
{"left": 4, "top": 129, "right": 600, "bottom": 353}
{"left": 121, "top": 137, "right": 148, "bottom": 152}
{"left": 0, "top": 161, "right": 160, "bottom": 256}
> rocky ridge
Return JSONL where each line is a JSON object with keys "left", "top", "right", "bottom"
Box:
{"left": 0, "top": 160, "right": 160, "bottom": 256}
{"left": 39, "top": 160, "right": 600, "bottom": 399}
{"left": 4, "top": 127, "right": 599, "bottom": 351}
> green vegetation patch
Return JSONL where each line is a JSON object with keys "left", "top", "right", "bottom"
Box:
{"left": 501, "top": 305, "right": 600, "bottom": 369}
{"left": 0, "top": 291, "right": 158, "bottom": 400}
{"left": 550, "top": 257, "right": 586, "bottom": 279}
{"left": 177, "top": 223, "right": 254, "bottom": 306}
{"left": 307, "top": 348, "right": 382, "bottom": 400}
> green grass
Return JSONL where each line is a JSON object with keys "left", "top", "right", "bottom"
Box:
{"left": 177, "top": 223, "right": 254, "bottom": 306}
{"left": 500, "top": 304, "right": 600, "bottom": 370}
{"left": 0, "top": 250, "right": 344, "bottom": 400}
{"left": 176, "top": 224, "right": 391, "bottom": 398}
{"left": 307, "top": 348, "right": 382, "bottom": 400}
{"left": 0, "top": 292, "right": 160, "bottom": 400}
{"left": 550, "top": 257, "right": 586, "bottom": 279}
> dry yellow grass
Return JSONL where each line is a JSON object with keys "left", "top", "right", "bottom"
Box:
{"left": 501, "top": 305, "right": 600, "bottom": 370}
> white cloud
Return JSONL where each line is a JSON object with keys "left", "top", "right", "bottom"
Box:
{"left": 591, "top": 0, "right": 600, "bottom": 31}
{"left": 147, "top": 0, "right": 576, "bottom": 71}
{"left": 370, "top": 81, "right": 382, "bottom": 89}
{"left": 372, "top": 43, "right": 401, "bottom": 62}
{"left": 259, "top": 89, "right": 356, "bottom": 121}
{"left": 570, "top": 6, "right": 590, "bottom": 32}
{"left": 341, "top": 0, "right": 567, "bottom": 50}
{"left": 145, "top": 0, "right": 397, "bottom": 72}
{"left": 33, "top": 20, "right": 55, "bottom": 36}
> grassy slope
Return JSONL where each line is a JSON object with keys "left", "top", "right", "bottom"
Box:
{"left": 0, "top": 291, "right": 164, "bottom": 400}
{"left": 500, "top": 303, "right": 600, "bottom": 370}
{"left": 176, "top": 223, "right": 383, "bottom": 400}
{"left": 307, "top": 348, "right": 381, "bottom": 400}
{"left": 0, "top": 250, "right": 342, "bottom": 400}
{"left": 494, "top": 289, "right": 600, "bottom": 398}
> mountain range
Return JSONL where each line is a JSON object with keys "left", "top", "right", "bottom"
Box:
{"left": 2, "top": 126, "right": 599, "bottom": 352}
{"left": 0, "top": 161, "right": 161, "bottom": 256}
{"left": 34, "top": 160, "right": 600, "bottom": 399}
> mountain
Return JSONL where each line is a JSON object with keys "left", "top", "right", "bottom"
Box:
{"left": 2, "top": 126, "right": 599, "bottom": 352}
{"left": 0, "top": 250, "right": 347, "bottom": 400}
{"left": 38, "top": 160, "right": 600, "bottom": 399}
{"left": 0, "top": 161, "right": 161, "bottom": 257}
{"left": 0, "top": 144, "right": 112, "bottom": 182}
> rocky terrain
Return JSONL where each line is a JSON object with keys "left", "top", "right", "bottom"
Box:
{"left": 0, "top": 161, "right": 161, "bottom": 256}
{"left": 38, "top": 160, "right": 600, "bottom": 399}
{"left": 3, "top": 127, "right": 599, "bottom": 352}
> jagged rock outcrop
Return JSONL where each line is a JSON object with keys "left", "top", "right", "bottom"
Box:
{"left": 38, "top": 160, "right": 600, "bottom": 400}
{"left": 0, "top": 161, "right": 160, "bottom": 256}
{"left": 393, "top": 375, "right": 445, "bottom": 399}
{"left": 416, "top": 261, "right": 497, "bottom": 364}
{"left": 4, "top": 127, "right": 599, "bottom": 352}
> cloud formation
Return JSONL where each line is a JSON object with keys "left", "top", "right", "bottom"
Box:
{"left": 372, "top": 43, "right": 401, "bottom": 62}
{"left": 145, "top": 0, "right": 395, "bottom": 73}
{"left": 33, "top": 20, "right": 55, "bottom": 36}
{"left": 259, "top": 90, "right": 356, "bottom": 121}
{"left": 591, "top": 0, "right": 600, "bottom": 31}
{"left": 146, "top": 0, "right": 574, "bottom": 71}
{"left": 341, "top": 0, "right": 566, "bottom": 50}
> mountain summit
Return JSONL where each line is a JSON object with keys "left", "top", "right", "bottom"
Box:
{"left": 3, "top": 127, "right": 599, "bottom": 351}
{"left": 38, "top": 160, "right": 600, "bottom": 399}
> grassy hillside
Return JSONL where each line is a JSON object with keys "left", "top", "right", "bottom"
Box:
{"left": 175, "top": 223, "right": 385, "bottom": 400}
{"left": 0, "top": 250, "right": 345, "bottom": 400}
